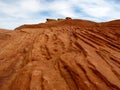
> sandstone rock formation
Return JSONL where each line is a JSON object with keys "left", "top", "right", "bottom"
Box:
{"left": 0, "top": 18, "right": 120, "bottom": 90}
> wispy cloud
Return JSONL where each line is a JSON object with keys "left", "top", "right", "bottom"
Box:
{"left": 0, "top": 0, "right": 120, "bottom": 29}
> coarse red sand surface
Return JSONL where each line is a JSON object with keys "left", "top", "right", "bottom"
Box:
{"left": 0, "top": 18, "right": 120, "bottom": 90}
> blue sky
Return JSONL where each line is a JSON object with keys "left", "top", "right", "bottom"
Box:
{"left": 0, "top": 0, "right": 120, "bottom": 29}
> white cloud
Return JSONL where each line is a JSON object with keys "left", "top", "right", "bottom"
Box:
{"left": 80, "top": 4, "right": 110, "bottom": 17}
{"left": 19, "top": 0, "right": 41, "bottom": 12}
{"left": 0, "top": 0, "right": 120, "bottom": 29}
{"left": 48, "top": 0, "right": 76, "bottom": 17}
{"left": 0, "top": 1, "right": 29, "bottom": 18}
{"left": 0, "top": 0, "right": 46, "bottom": 18}
{"left": 68, "top": 0, "right": 120, "bottom": 19}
